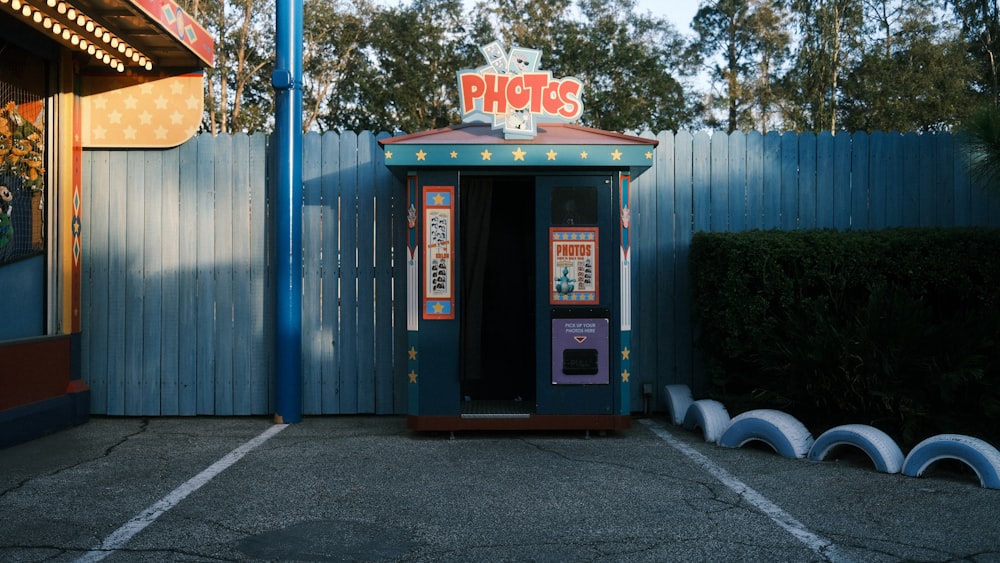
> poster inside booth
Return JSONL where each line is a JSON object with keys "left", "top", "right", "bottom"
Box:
{"left": 550, "top": 227, "right": 598, "bottom": 304}
{"left": 423, "top": 186, "right": 454, "bottom": 319}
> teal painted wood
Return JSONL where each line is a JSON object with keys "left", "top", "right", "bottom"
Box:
{"left": 633, "top": 132, "right": 661, "bottom": 399}
{"left": 780, "top": 133, "right": 799, "bottom": 230}
{"left": 177, "top": 139, "right": 200, "bottom": 415}
{"left": 673, "top": 131, "right": 695, "bottom": 390}
{"left": 886, "top": 132, "right": 906, "bottom": 227}
{"left": 710, "top": 131, "right": 729, "bottom": 232}
{"left": 82, "top": 150, "right": 110, "bottom": 414}
{"left": 105, "top": 150, "right": 128, "bottom": 415}
{"left": 832, "top": 132, "right": 852, "bottom": 230}
{"left": 935, "top": 134, "right": 955, "bottom": 226}
{"left": 850, "top": 133, "right": 869, "bottom": 230}
{"left": 900, "top": 133, "right": 920, "bottom": 226}
{"left": 231, "top": 134, "right": 255, "bottom": 415}
{"left": 124, "top": 151, "right": 145, "bottom": 415}
{"left": 213, "top": 135, "right": 235, "bottom": 416}
{"left": 868, "top": 132, "right": 887, "bottom": 229}
{"left": 158, "top": 147, "right": 180, "bottom": 416}
{"left": 728, "top": 132, "right": 747, "bottom": 232}
{"left": 319, "top": 133, "right": 341, "bottom": 413}
{"left": 374, "top": 131, "right": 396, "bottom": 414}
{"left": 954, "top": 132, "right": 972, "bottom": 225}
{"left": 357, "top": 131, "right": 377, "bottom": 413}
{"left": 762, "top": 132, "right": 782, "bottom": 229}
{"left": 816, "top": 132, "right": 834, "bottom": 229}
{"left": 918, "top": 133, "right": 937, "bottom": 226}
{"left": 196, "top": 134, "right": 217, "bottom": 415}
{"left": 339, "top": 130, "right": 360, "bottom": 414}
{"left": 302, "top": 131, "right": 324, "bottom": 414}
{"left": 745, "top": 131, "right": 763, "bottom": 230}
{"left": 141, "top": 150, "right": 163, "bottom": 416}
{"left": 798, "top": 132, "right": 817, "bottom": 229}
{"left": 249, "top": 133, "right": 271, "bottom": 415}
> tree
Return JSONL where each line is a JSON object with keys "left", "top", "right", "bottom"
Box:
{"left": 690, "top": 0, "right": 790, "bottom": 132}
{"left": 946, "top": 0, "right": 1000, "bottom": 107}
{"left": 181, "top": 0, "right": 275, "bottom": 134}
{"left": 559, "top": 0, "right": 694, "bottom": 132}
{"left": 782, "top": 0, "right": 865, "bottom": 132}
{"left": 840, "top": 1, "right": 977, "bottom": 132}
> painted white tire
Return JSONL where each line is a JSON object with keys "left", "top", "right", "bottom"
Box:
{"left": 901, "top": 434, "right": 1000, "bottom": 489}
{"left": 663, "top": 384, "right": 693, "bottom": 426}
{"left": 808, "top": 424, "right": 904, "bottom": 474}
{"left": 683, "top": 399, "right": 731, "bottom": 444}
{"left": 718, "top": 409, "right": 815, "bottom": 459}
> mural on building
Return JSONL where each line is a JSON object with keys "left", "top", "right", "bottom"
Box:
{"left": 0, "top": 45, "right": 46, "bottom": 265}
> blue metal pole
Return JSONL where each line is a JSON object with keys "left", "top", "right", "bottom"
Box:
{"left": 272, "top": 0, "right": 303, "bottom": 423}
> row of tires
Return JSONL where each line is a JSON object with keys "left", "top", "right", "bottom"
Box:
{"left": 663, "top": 384, "right": 1000, "bottom": 490}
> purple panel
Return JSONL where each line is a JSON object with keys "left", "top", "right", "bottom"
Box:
{"left": 551, "top": 318, "right": 609, "bottom": 385}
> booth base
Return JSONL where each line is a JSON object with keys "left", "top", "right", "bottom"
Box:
{"left": 407, "top": 414, "right": 631, "bottom": 432}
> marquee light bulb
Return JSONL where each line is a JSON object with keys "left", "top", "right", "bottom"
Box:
{"left": 20, "top": 4, "right": 31, "bottom": 17}
{"left": 11, "top": 0, "right": 22, "bottom": 11}
{"left": 65, "top": 7, "right": 74, "bottom": 19}
{"left": 56, "top": 1, "right": 65, "bottom": 13}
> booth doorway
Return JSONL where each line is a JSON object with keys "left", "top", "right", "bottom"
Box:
{"left": 460, "top": 176, "right": 536, "bottom": 409}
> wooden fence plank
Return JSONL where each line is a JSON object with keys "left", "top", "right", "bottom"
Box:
{"left": 374, "top": 132, "right": 396, "bottom": 414}
{"left": 357, "top": 131, "right": 377, "bottom": 413}
{"left": 847, "top": 133, "right": 868, "bottom": 230}
{"left": 302, "top": 131, "right": 324, "bottom": 414}
{"left": 339, "top": 131, "right": 360, "bottom": 414}
{"left": 762, "top": 132, "right": 781, "bottom": 229}
{"left": 780, "top": 132, "right": 798, "bottom": 230}
{"left": 902, "top": 132, "right": 921, "bottom": 226}
{"left": 832, "top": 132, "right": 852, "bottom": 230}
{"left": 816, "top": 132, "right": 834, "bottom": 229}
{"left": 82, "top": 150, "right": 110, "bottom": 414}
{"left": 320, "top": 133, "right": 341, "bottom": 412}
{"left": 745, "top": 131, "right": 764, "bottom": 230}
{"left": 196, "top": 134, "right": 217, "bottom": 414}
{"left": 249, "top": 133, "right": 271, "bottom": 414}
{"left": 141, "top": 150, "right": 163, "bottom": 416}
{"left": 230, "top": 134, "right": 254, "bottom": 415}
{"left": 213, "top": 135, "right": 235, "bottom": 415}
{"left": 158, "top": 146, "right": 180, "bottom": 416}
{"left": 728, "top": 132, "right": 747, "bottom": 232}
{"left": 634, "top": 131, "right": 661, "bottom": 395}
{"left": 177, "top": 138, "right": 200, "bottom": 415}
{"left": 710, "top": 131, "right": 729, "bottom": 232}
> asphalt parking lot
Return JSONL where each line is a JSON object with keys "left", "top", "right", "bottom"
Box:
{"left": 1, "top": 415, "right": 999, "bottom": 562}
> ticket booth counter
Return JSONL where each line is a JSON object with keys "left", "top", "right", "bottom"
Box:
{"left": 381, "top": 122, "right": 657, "bottom": 432}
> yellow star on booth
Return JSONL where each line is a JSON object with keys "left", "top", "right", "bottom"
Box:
{"left": 385, "top": 150, "right": 393, "bottom": 159}
{"left": 621, "top": 369, "right": 630, "bottom": 382}
{"left": 416, "top": 149, "right": 427, "bottom": 161}
{"left": 612, "top": 149, "right": 623, "bottom": 161}
{"left": 433, "top": 302, "right": 445, "bottom": 314}
{"left": 645, "top": 151, "right": 654, "bottom": 159}
{"left": 408, "top": 370, "right": 418, "bottom": 383}
{"left": 408, "top": 346, "right": 417, "bottom": 360}
{"left": 481, "top": 149, "right": 493, "bottom": 160}
{"left": 621, "top": 347, "right": 630, "bottom": 360}
{"left": 580, "top": 151, "right": 589, "bottom": 159}
{"left": 450, "top": 151, "right": 458, "bottom": 158}
{"left": 546, "top": 149, "right": 558, "bottom": 161}
{"left": 433, "top": 194, "right": 445, "bottom": 205}
{"left": 512, "top": 147, "right": 527, "bottom": 161}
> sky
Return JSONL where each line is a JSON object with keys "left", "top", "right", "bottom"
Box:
{"left": 635, "top": 0, "right": 700, "bottom": 35}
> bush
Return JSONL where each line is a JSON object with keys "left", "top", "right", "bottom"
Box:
{"left": 691, "top": 228, "right": 1000, "bottom": 448}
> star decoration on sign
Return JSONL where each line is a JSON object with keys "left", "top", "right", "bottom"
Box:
{"left": 408, "top": 370, "right": 418, "bottom": 383}
{"left": 546, "top": 149, "right": 558, "bottom": 161}
{"left": 621, "top": 370, "right": 630, "bottom": 382}
{"left": 450, "top": 151, "right": 458, "bottom": 158}
{"left": 408, "top": 346, "right": 417, "bottom": 360}
{"left": 645, "top": 151, "right": 654, "bottom": 159}
{"left": 621, "top": 347, "right": 630, "bottom": 360}
{"left": 611, "top": 149, "right": 623, "bottom": 161}
{"left": 416, "top": 149, "right": 427, "bottom": 161}
{"left": 385, "top": 151, "right": 393, "bottom": 159}
{"left": 580, "top": 151, "right": 589, "bottom": 159}
{"left": 481, "top": 149, "right": 492, "bottom": 160}
{"left": 512, "top": 147, "right": 527, "bottom": 161}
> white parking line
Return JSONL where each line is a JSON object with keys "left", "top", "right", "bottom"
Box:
{"left": 74, "top": 423, "right": 288, "bottom": 563}
{"left": 640, "top": 418, "right": 853, "bottom": 563}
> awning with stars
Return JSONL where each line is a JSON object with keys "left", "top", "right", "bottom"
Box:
{"left": 379, "top": 123, "right": 658, "bottom": 174}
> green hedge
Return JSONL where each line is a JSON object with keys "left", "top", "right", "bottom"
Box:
{"left": 690, "top": 228, "right": 1000, "bottom": 448}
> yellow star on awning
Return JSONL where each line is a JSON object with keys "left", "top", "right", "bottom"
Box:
{"left": 546, "top": 149, "right": 558, "bottom": 161}
{"left": 580, "top": 151, "right": 589, "bottom": 159}
{"left": 450, "top": 151, "right": 458, "bottom": 158}
{"left": 512, "top": 147, "right": 527, "bottom": 161}
{"left": 621, "top": 347, "right": 630, "bottom": 360}
{"left": 408, "top": 346, "right": 418, "bottom": 360}
{"left": 621, "top": 369, "right": 630, "bottom": 382}
{"left": 416, "top": 149, "right": 427, "bottom": 161}
{"left": 645, "top": 151, "right": 654, "bottom": 159}
{"left": 408, "top": 370, "right": 418, "bottom": 383}
{"left": 611, "top": 149, "right": 623, "bottom": 161}
{"left": 385, "top": 150, "right": 393, "bottom": 159}
{"left": 481, "top": 149, "right": 492, "bottom": 160}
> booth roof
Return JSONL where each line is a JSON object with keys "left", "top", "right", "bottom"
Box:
{"left": 380, "top": 123, "right": 659, "bottom": 170}
{"left": 381, "top": 122, "right": 658, "bottom": 146}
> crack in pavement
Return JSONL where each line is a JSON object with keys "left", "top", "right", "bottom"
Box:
{"left": 0, "top": 419, "right": 150, "bottom": 501}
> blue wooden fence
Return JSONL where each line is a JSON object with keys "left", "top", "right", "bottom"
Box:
{"left": 81, "top": 129, "right": 1000, "bottom": 415}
